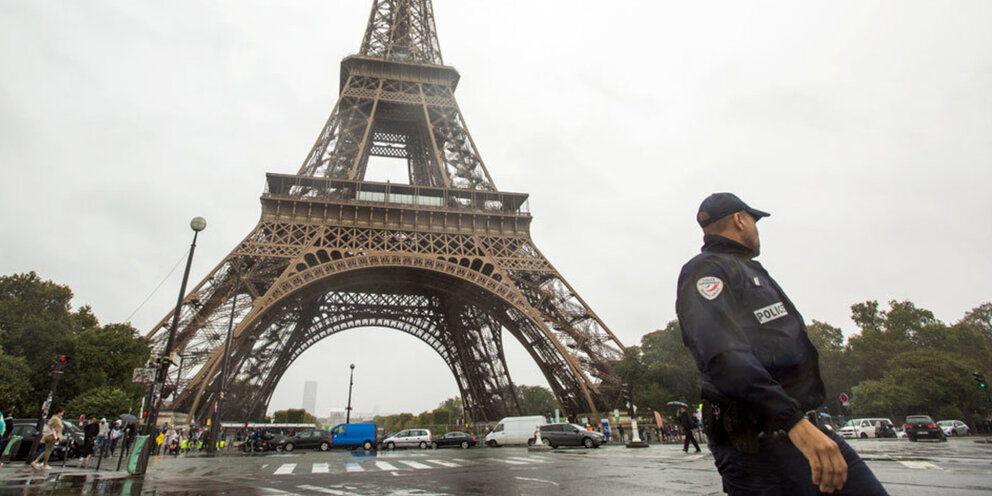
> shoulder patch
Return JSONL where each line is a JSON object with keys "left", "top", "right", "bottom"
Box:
{"left": 696, "top": 276, "right": 724, "bottom": 300}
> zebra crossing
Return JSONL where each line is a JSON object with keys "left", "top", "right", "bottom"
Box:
{"left": 267, "top": 454, "right": 552, "bottom": 477}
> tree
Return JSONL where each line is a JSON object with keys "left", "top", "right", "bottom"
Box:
{"left": 515, "top": 385, "right": 559, "bottom": 416}
{"left": 617, "top": 321, "right": 700, "bottom": 415}
{"left": 0, "top": 349, "right": 32, "bottom": 414}
{"left": 272, "top": 408, "right": 317, "bottom": 424}
{"left": 65, "top": 387, "right": 135, "bottom": 419}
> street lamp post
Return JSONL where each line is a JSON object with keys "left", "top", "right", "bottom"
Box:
{"left": 345, "top": 364, "right": 355, "bottom": 423}
{"left": 135, "top": 216, "right": 206, "bottom": 474}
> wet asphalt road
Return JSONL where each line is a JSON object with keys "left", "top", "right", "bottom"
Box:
{"left": 1, "top": 437, "right": 990, "bottom": 495}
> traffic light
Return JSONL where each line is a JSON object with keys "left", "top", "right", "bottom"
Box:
{"left": 973, "top": 372, "right": 987, "bottom": 389}
{"left": 56, "top": 355, "right": 70, "bottom": 364}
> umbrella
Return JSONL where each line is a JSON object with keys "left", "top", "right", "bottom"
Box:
{"left": 666, "top": 401, "right": 689, "bottom": 408}
{"left": 119, "top": 413, "right": 139, "bottom": 423}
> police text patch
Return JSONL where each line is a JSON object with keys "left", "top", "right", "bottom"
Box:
{"left": 754, "top": 302, "right": 788, "bottom": 324}
{"left": 696, "top": 277, "right": 724, "bottom": 300}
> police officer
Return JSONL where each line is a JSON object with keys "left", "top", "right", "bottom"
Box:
{"left": 676, "top": 193, "right": 886, "bottom": 495}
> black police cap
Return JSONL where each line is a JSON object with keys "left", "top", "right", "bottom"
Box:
{"left": 696, "top": 192, "right": 770, "bottom": 228}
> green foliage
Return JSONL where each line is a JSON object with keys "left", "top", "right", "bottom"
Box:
{"left": 272, "top": 409, "right": 317, "bottom": 424}
{"left": 65, "top": 387, "right": 136, "bottom": 419}
{"left": 0, "top": 349, "right": 32, "bottom": 414}
{"left": 372, "top": 396, "right": 472, "bottom": 435}
{"left": 617, "top": 321, "right": 700, "bottom": 415}
{"left": 515, "top": 385, "right": 560, "bottom": 416}
{"left": 0, "top": 272, "right": 150, "bottom": 416}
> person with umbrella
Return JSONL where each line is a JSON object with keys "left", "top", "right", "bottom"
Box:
{"left": 678, "top": 405, "right": 700, "bottom": 453}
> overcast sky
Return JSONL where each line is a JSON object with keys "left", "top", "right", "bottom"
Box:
{"left": 2, "top": 0, "right": 990, "bottom": 419}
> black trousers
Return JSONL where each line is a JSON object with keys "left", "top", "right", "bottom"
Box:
{"left": 710, "top": 431, "right": 887, "bottom": 495}
{"left": 683, "top": 428, "right": 700, "bottom": 451}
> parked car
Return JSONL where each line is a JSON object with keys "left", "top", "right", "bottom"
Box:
{"left": 3, "top": 418, "right": 75, "bottom": 460}
{"left": 904, "top": 415, "right": 946, "bottom": 442}
{"left": 538, "top": 423, "right": 604, "bottom": 449}
{"left": 484, "top": 416, "right": 544, "bottom": 447}
{"left": 276, "top": 428, "right": 332, "bottom": 452}
{"left": 380, "top": 429, "right": 432, "bottom": 450}
{"left": 328, "top": 423, "right": 377, "bottom": 450}
{"left": 937, "top": 420, "right": 970, "bottom": 436}
{"left": 838, "top": 418, "right": 895, "bottom": 439}
{"left": 430, "top": 431, "right": 477, "bottom": 449}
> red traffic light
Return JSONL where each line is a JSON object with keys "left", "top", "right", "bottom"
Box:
{"left": 56, "top": 355, "right": 70, "bottom": 363}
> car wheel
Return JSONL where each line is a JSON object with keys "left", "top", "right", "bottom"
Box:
{"left": 430, "top": 441, "right": 438, "bottom": 450}
{"left": 543, "top": 438, "right": 552, "bottom": 447}
{"left": 363, "top": 440, "right": 373, "bottom": 451}
{"left": 386, "top": 442, "right": 396, "bottom": 450}
{"left": 320, "top": 442, "right": 330, "bottom": 451}
{"left": 860, "top": 433, "right": 868, "bottom": 439}
{"left": 276, "top": 445, "right": 284, "bottom": 452}
{"left": 419, "top": 441, "right": 428, "bottom": 449}
{"left": 460, "top": 441, "right": 470, "bottom": 449}
{"left": 487, "top": 439, "right": 498, "bottom": 448}
{"left": 583, "top": 437, "right": 595, "bottom": 449}
{"left": 284, "top": 443, "right": 295, "bottom": 452}
{"left": 527, "top": 438, "right": 535, "bottom": 447}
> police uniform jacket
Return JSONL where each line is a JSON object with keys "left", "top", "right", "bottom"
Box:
{"left": 676, "top": 234, "right": 825, "bottom": 434}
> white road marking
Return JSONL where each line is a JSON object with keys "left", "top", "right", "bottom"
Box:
{"left": 425, "top": 459, "right": 460, "bottom": 467}
{"left": 495, "top": 458, "right": 528, "bottom": 465}
{"left": 261, "top": 464, "right": 269, "bottom": 469}
{"left": 686, "top": 454, "right": 706, "bottom": 461}
{"left": 515, "top": 476, "right": 560, "bottom": 486}
{"left": 375, "top": 461, "right": 399, "bottom": 471}
{"left": 344, "top": 462, "right": 364, "bottom": 472}
{"left": 506, "top": 456, "right": 545, "bottom": 463}
{"left": 899, "top": 461, "right": 942, "bottom": 470}
{"left": 274, "top": 463, "right": 296, "bottom": 475}
{"left": 260, "top": 487, "right": 296, "bottom": 494}
{"left": 451, "top": 458, "right": 470, "bottom": 464}
{"left": 398, "top": 460, "right": 433, "bottom": 470}
{"left": 296, "top": 485, "right": 351, "bottom": 495}
{"left": 312, "top": 463, "right": 329, "bottom": 474}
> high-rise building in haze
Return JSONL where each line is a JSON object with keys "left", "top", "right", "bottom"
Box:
{"left": 302, "top": 381, "right": 317, "bottom": 415}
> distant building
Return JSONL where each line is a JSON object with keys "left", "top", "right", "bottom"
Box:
{"left": 302, "top": 381, "right": 318, "bottom": 415}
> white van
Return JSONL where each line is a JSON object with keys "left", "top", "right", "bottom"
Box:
{"left": 484, "top": 416, "right": 545, "bottom": 447}
{"left": 838, "top": 418, "right": 894, "bottom": 439}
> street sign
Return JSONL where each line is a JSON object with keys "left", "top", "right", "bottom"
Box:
{"left": 132, "top": 367, "right": 156, "bottom": 383}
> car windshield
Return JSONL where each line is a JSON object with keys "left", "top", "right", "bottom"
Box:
{"left": 569, "top": 424, "right": 585, "bottom": 431}
{"left": 936, "top": 421, "right": 953, "bottom": 426}
{"left": 906, "top": 416, "right": 932, "bottom": 423}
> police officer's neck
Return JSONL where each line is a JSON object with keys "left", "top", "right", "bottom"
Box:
{"left": 702, "top": 233, "right": 758, "bottom": 258}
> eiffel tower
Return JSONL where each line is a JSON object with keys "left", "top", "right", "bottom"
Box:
{"left": 149, "top": 0, "right": 625, "bottom": 424}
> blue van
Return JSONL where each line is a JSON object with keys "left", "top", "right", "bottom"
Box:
{"left": 328, "top": 423, "right": 377, "bottom": 450}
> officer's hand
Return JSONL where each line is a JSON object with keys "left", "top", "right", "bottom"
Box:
{"left": 787, "top": 419, "right": 847, "bottom": 493}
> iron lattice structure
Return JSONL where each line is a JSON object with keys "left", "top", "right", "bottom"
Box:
{"left": 147, "top": 0, "right": 625, "bottom": 423}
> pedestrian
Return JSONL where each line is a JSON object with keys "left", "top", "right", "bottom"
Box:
{"left": 676, "top": 193, "right": 887, "bottom": 495}
{"left": 0, "top": 405, "right": 6, "bottom": 469}
{"left": 617, "top": 424, "right": 625, "bottom": 444}
{"left": 31, "top": 406, "right": 64, "bottom": 470}
{"left": 124, "top": 422, "right": 136, "bottom": 453}
{"left": 82, "top": 417, "right": 99, "bottom": 467}
{"left": 678, "top": 406, "right": 700, "bottom": 453}
{"left": 109, "top": 420, "right": 123, "bottom": 456}
{"left": 96, "top": 418, "right": 109, "bottom": 456}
